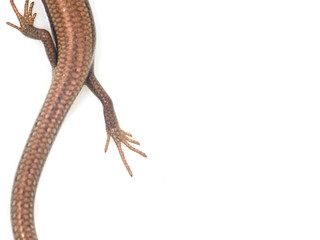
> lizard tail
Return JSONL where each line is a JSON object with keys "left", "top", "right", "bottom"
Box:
{"left": 11, "top": 76, "right": 84, "bottom": 240}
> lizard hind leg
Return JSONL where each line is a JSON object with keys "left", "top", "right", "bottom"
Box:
{"left": 86, "top": 69, "right": 147, "bottom": 177}
{"left": 7, "top": 0, "right": 57, "bottom": 67}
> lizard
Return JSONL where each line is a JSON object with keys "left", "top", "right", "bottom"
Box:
{"left": 7, "top": 0, "right": 147, "bottom": 239}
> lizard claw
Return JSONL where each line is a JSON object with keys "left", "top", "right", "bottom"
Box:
{"left": 105, "top": 127, "right": 147, "bottom": 177}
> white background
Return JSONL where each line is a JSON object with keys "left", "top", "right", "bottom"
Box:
{"left": 1, "top": 0, "right": 320, "bottom": 239}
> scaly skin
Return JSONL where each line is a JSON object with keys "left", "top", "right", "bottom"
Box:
{"left": 7, "top": 0, "right": 146, "bottom": 239}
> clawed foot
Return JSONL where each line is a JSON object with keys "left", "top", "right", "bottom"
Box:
{"left": 105, "top": 127, "right": 147, "bottom": 177}
{"left": 7, "top": 0, "right": 37, "bottom": 35}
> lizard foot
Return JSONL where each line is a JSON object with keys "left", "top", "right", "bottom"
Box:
{"left": 7, "top": 0, "right": 37, "bottom": 35}
{"left": 105, "top": 127, "right": 147, "bottom": 177}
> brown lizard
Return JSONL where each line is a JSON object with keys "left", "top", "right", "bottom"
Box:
{"left": 7, "top": 0, "right": 146, "bottom": 239}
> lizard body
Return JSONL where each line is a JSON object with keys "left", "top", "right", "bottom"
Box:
{"left": 8, "top": 1, "right": 146, "bottom": 239}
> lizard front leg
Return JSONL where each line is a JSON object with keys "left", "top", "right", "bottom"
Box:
{"left": 86, "top": 68, "right": 147, "bottom": 177}
{"left": 7, "top": 0, "right": 57, "bottom": 68}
